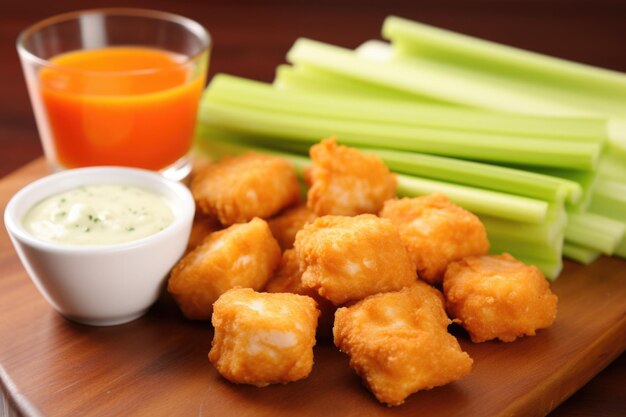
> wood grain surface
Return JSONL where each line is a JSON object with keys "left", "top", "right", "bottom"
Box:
{"left": 1, "top": 1, "right": 625, "bottom": 416}
{"left": 0, "top": 159, "right": 625, "bottom": 417}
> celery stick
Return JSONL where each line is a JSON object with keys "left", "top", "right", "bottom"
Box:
{"left": 396, "top": 174, "right": 548, "bottom": 224}
{"left": 287, "top": 38, "right": 593, "bottom": 116}
{"left": 490, "top": 235, "right": 563, "bottom": 263}
{"left": 274, "top": 64, "right": 419, "bottom": 101}
{"left": 562, "top": 242, "right": 602, "bottom": 265}
{"left": 381, "top": 41, "right": 626, "bottom": 154}
{"left": 197, "top": 125, "right": 312, "bottom": 155}
{"left": 382, "top": 17, "right": 626, "bottom": 109}
{"left": 588, "top": 178, "right": 626, "bottom": 223}
{"left": 390, "top": 48, "right": 626, "bottom": 155}
{"left": 480, "top": 215, "right": 565, "bottom": 247}
{"left": 360, "top": 38, "right": 611, "bottom": 114}
{"left": 587, "top": 184, "right": 626, "bottom": 258}
{"left": 482, "top": 202, "right": 566, "bottom": 247}
{"left": 210, "top": 73, "right": 607, "bottom": 143}
{"left": 598, "top": 152, "right": 626, "bottom": 184}
{"left": 197, "top": 119, "right": 579, "bottom": 204}
{"left": 357, "top": 39, "right": 626, "bottom": 153}
{"left": 517, "top": 166, "right": 598, "bottom": 212}
{"left": 564, "top": 212, "right": 625, "bottom": 255}
{"left": 512, "top": 255, "right": 563, "bottom": 281}
{"left": 330, "top": 38, "right": 624, "bottom": 123}
{"left": 369, "top": 148, "right": 575, "bottom": 203}
{"left": 199, "top": 125, "right": 577, "bottom": 209}
{"left": 297, "top": 36, "right": 625, "bottom": 152}
{"left": 386, "top": 42, "right": 626, "bottom": 121}
{"left": 199, "top": 99, "right": 601, "bottom": 170}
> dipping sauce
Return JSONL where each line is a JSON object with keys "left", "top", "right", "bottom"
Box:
{"left": 23, "top": 184, "right": 174, "bottom": 246}
{"left": 39, "top": 46, "right": 205, "bottom": 170}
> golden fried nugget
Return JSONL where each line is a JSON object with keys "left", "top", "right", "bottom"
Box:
{"left": 305, "top": 137, "right": 396, "bottom": 216}
{"left": 191, "top": 152, "right": 300, "bottom": 225}
{"left": 295, "top": 214, "right": 416, "bottom": 305}
{"left": 334, "top": 282, "right": 473, "bottom": 406}
{"left": 168, "top": 218, "right": 281, "bottom": 320}
{"left": 185, "top": 214, "right": 222, "bottom": 253}
{"left": 190, "top": 157, "right": 212, "bottom": 181}
{"left": 209, "top": 288, "right": 319, "bottom": 387}
{"left": 268, "top": 203, "right": 318, "bottom": 251}
{"left": 380, "top": 193, "right": 489, "bottom": 285}
{"left": 443, "top": 253, "right": 558, "bottom": 343}
{"left": 265, "top": 249, "right": 336, "bottom": 338}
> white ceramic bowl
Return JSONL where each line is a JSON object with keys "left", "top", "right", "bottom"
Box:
{"left": 4, "top": 167, "right": 195, "bottom": 326}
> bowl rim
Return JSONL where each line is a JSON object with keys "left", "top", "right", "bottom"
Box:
{"left": 4, "top": 166, "right": 195, "bottom": 254}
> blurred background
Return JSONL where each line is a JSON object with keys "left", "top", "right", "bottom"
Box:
{"left": 0, "top": 1, "right": 624, "bottom": 414}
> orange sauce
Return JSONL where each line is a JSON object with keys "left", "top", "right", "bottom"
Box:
{"left": 40, "top": 47, "right": 205, "bottom": 170}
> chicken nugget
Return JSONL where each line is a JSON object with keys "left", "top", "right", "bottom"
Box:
{"left": 295, "top": 214, "right": 416, "bottom": 305}
{"left": 268, "top": 203, "right": 317, "bottom": 251}
{"left": 306, "top": 137, "right": 396, "bottom": 216}
{"left": 185, "top": 214, "right": 222, "bottom": 253}
{"left": 209, "top": 288, "right": 319, "bottom": 387}
{"left": 443, "top": 253, "right": 558, "bottom": 343}
{"left": 380, "top": 193, "right": 489, "bottom": 285}
{"left": 189, "top": 157, "right": 212, "bottom": 182}
{"left": 265, "top": 249, "right": 336, "bottom": 338}
{"left": 191, "top": 152, "right": 300, "bottom": 225}
{"left": 334, "top": 282, "right": 473, "bottom": 406}
{"left": 168, "top": 218, "right": 281, "bottom": 320}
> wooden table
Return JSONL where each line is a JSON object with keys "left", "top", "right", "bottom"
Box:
{"left": 1, "top": 1, "right": 625, "bottom": 416}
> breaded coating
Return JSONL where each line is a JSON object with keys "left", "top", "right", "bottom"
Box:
{"left": 209, "top": 288, "right": 319, "bottom": 387}
{"left": 265, "top": 249, "right": 336, "bottom": 338}
{"left": 295, "top": 214, "right": 416, "bottom": 305}
{"left": 380, "top": 193, "right": 489, "bottom": 285}
{"left": 185, "top": 214, "right": 221, "bottom": 253}
{"left": 305, "top": 137, "right": 396, "bottom": 216}
{"left": 189, "top": 157, "right": 212, "bottom": 182}
{"left": 265, "top": 250, "right": 305, "bottom": 294}
{"left": 443, "top": 253, "right": 558, "bottom": 343}
{"left": 334, "top": 282, "right": 473, "bottom": 406}
{"left": 191, "top": 152, "right": 300, "bottom": 225}
{"left": 268, "top": 203, "right": 318, "bottom": 251}
{"left": 168, "top": 218, "right": 281, "bottom": 320}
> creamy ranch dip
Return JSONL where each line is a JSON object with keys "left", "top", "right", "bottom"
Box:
{"left": 22, "top": 184, "right": 174, "bottom": 246}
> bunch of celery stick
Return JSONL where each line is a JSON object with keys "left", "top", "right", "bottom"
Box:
{"left": 194, "top": 16, "right": 626, "bottom": 280}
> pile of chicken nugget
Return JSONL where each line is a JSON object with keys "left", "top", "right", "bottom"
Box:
{"left": 167, "top": 137, "right": 558, "bottom": 407}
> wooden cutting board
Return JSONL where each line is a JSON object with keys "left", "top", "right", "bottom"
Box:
{"left": 1, "top": 159, "right": 625, "bottom": 417}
